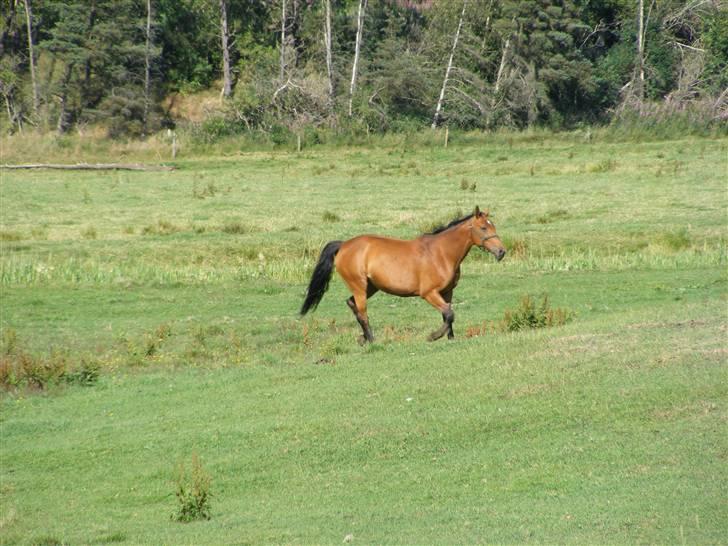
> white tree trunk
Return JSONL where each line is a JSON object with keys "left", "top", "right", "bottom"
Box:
{"left": 348, "top": 0, "right": 367, "bottom": 117}
{"left": 143, "top": 0, "right": 153, "bottom": 132}
{"left": 636, "top": 0, "right": 645, "bottom": 106}
{"left": 324, "top": 0, "right": 334, "bottom": 111}
{"left": 494, "top": 36, "right": 510, "bottom": 95}
{"left": 280, "top": 0, "right": 287, "bottom": 81}
{"left": 22, "top": 0, "right": 39, "bottom": 118}
{"left": 431, "top": 0, "right": 468, "bottom": 129}
{"left": 220, "top": 0, "right": 232, "bottom": 99}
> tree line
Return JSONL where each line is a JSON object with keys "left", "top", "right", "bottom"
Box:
{"left": 1, "top": 0, "right": 726, "bottom": 138}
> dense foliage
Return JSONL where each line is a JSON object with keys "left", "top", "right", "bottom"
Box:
{"left": 1, "top": 0, "right": 726, "bottom": 137}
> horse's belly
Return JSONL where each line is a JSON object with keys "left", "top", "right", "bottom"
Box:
{"left": 367, "top": 254, "right": 420, "bottom": 296}
{"left": 370, "top": 274, "right": 419, "bottom": 297}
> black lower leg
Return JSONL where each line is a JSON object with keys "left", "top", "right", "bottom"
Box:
{"left": 347, "top": 297, "right": 374, "bottom": 342}
{"left": 443, "top": 306, "right": 455, "bottom": 339}
{"left": 428, "top": 306, "right": 454, "bottom": 342}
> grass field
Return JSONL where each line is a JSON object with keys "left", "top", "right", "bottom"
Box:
{"left": 1, "top": 132, "right": 726, "bottom": 544}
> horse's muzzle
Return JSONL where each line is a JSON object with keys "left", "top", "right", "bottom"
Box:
{"left": 494, "top": 248, "right": 506, "bottom": 261}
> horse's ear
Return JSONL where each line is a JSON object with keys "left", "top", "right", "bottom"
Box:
{"left": 482, "top": 208, "right": 490, "bottom": 217}
{"left": 474, "top": 206, "right": 481, "bottom": 217}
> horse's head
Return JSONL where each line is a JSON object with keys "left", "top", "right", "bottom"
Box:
{"left": 471, "top": 206, "right": 506, "bottom": 261}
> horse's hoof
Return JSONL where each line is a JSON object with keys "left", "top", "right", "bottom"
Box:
{"left": 358, "top": 335, "right": 370, "bottom": 345}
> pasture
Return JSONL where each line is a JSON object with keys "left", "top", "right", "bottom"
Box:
{"left": 1, "top": 132, "right": 726, "bottom": 544}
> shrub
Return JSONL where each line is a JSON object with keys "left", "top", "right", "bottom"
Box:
{"left": 660, "top": 228, "right": 691, "bottom": 251}
{"left": 0, "top": 329, "right": 102, "bottom": 390}
{"left": 172, "top": 453, "right": 212, "bottom": 522}
{"left": 141, "top": 220, "right": 180, "bottom": 236}
{"left": 64, "top": 358, "right": 101, "bottom": 387}
{"left": 502, "top": 294, "right": 571, "bottom": 332}
{"left": 466, "top": 294, "right": 572, "bottom": 337}
{"left": 322, "top": 211, "right": 340, "bottom": 223}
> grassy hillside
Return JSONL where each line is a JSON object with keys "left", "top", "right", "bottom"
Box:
{"left": 1, "top": 133, "right": 726, "bottom": 544}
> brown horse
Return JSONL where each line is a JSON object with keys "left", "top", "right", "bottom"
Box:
{"left": 300, "top": 206, "right": 506, "bottom": 342}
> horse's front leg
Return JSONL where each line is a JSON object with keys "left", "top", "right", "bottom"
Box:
{"left": 423, "top": 291, "right": 454, "bottom": 342}
{"left": 442, "top": 290, "right": 455, "bottom": 339}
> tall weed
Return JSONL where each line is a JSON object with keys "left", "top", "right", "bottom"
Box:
{"left": 172, "top": 453, "right": 212, "bottom": 522}
{"left": 466, "top": 294, "right": 572, "bottom": 337}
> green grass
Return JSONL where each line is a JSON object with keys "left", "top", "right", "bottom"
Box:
{"left": 1, "top": 133, "right": 726, "bottom": 544}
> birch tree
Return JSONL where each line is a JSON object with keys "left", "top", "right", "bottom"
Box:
{"left": 636, "top": 0, "right": 646, "bottom": 107}
{"left": 143, "top": 0, "right": 153, "bottom": 132}
{"left": 280, "top": 0, "right": 288, "bottom": 81}
{"left": 431, "top": 0, "right": 468, "bottom": 129}
{"left": 219, "top": 0, "right": 232, "bottom": 99}
{"left": 22, "top": 0, "right": 39, "bottom": 119}
{"left": 348, "top": 0, "right": 367, "bottom": 117}
{"left": 324, "top": 0, "right": 335, "bottom": 112}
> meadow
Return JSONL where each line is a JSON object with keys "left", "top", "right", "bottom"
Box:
{"left": 0, "top": 130, "right": 726, "bottom": 544}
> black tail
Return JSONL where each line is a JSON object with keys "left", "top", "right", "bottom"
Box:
{"left": 300, "top": 241, "right": 342, "bottom": 315}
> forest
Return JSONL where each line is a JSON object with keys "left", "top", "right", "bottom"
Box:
{"left": 1, "top": 0, "right": 727, "bottom": 139}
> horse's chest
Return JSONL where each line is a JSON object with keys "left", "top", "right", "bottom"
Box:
{"left": 444, "top": 266, "right": 461, "bottom": 291}
{"left": 420, "top": 262, "right": 461, "bottom": 294}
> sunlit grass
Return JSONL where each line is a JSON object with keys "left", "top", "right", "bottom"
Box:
{"left": 0, "top": 133, "right": 726, "bottom": 545}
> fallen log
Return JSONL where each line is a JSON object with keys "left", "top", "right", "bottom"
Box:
{"left": 1, "top": 163, "right": 175, "bottom": 171}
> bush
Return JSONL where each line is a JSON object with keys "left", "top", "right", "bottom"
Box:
{"left": 465, "top": 294, "right": 572, "bottom": 338}
{"left": 0, "top": 330, "right": 100, "bottom": 390}
{"left": 502, "top": 294, "right": 571, "bottom": 332}
{"left": 172, "top": 453, "right": 212, "bottom": 522}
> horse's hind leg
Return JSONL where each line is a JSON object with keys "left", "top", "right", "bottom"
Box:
{"left": 346, "top": 283, "right": 377, "bottom": 343}
{"left": 423, "top": 290, "right": 454, "bottom": 342}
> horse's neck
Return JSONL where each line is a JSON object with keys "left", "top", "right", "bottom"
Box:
{"left": 435, "top": 224, "right": 474, "bottom": 266}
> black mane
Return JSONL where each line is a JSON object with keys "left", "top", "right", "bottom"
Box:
{"left": 427, "top": 214, "right": 474, "bottom": 235}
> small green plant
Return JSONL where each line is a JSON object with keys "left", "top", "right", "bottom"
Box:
{"left": 172, "top": 453, "right": 212, "bottom": 522}
{"left": 535, "top": 209, "right": 570, "bottom": 224}
{"left": 502, "top": 236, "right": 528, "bottom": 259}
{"left": 465, "top": 294, "right": 572, "bottom": 338}
{"left": 0, "top": 349, "right": 69, "bottom": 390}
{"left": 0, "top": 332, "right": 87, "bottom": 390}
{"left": 221, "top": 221, "right": 249, "bottom": 234}
{"left": 459, "top": 178, "right": 476, "bottom": 192}
{"left": 2, "top": 328, "right": 18, "bottom": 355}
{"left": 81, "top": 226, "right": 98, "bottom": 240}
{"left": 502, "top": 294, "right": 571, "bottom": 331}
{"left": 30, "top": 226, "right": 48, "bottom": 240}
{"left": 661, "top": 228, "right": 691, "bottom": 251}
{"left": 322, "top": 211, "right": 340, "bottom": 222}
{"left": 142, "top": 220, "right": 180, "bottom": 236}
{"left": 192, "top": 179, "right": 220, "bottom": 199}
{"left": 587, "top": 158, "right": 617, "bottom": 173}
{"left": 0, "top": 230, "right": 25, "bottom": 241}
{"left": 64, "top": 357, "right": 101, "bottom": 386}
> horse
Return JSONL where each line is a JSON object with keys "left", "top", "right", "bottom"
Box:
{"left": 300, "top": 206, "right": 506, "bottom": 343}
